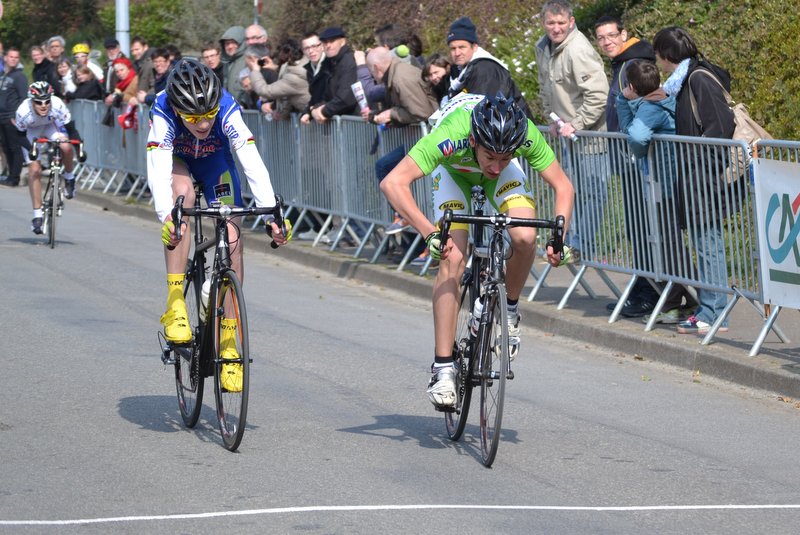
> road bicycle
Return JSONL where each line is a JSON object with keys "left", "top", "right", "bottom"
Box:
{"left": 30, "top": 138, "right": 83, "bottom": 248}
{"left": 439, "top": 186, "right": 564, "bottom": 467}
{"left": 160, "top": 188, "right": 286, "bottom": 451}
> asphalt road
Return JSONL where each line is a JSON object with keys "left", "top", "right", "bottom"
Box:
{"left": 2, "top": 189, "right": 800, "bottom": 534}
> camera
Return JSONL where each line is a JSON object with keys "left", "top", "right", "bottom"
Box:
{"left": 257, "top": 58, "right": 266, "bottom": 67}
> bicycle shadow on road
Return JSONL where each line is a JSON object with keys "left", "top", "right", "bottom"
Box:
{"left": 117, "top": 395, "right": 254, "bottom": 445}
{"left": 338, "top": 413, "right": 520, "bottom": 465}
{"left": 8, "top": 236, "right": 78, "bottom": 247}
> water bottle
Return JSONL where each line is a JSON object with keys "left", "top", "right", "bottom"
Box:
{"left": 200, "top": 280, "right": 211, "bottom": 321}
{"left": 469, "top": 297, "right": 483, "bottom": 336}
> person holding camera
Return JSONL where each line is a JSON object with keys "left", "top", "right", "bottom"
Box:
{"left": 244, "top": 39, "right": 310, "bottom": 120}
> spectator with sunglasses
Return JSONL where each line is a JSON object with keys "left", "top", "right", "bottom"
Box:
{"left": 146, "top": 58, "right": 290, "bottom": 346}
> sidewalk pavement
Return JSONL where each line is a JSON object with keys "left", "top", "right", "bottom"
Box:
{"left": 78, "top": 190, "right": 800, "bottom": 399}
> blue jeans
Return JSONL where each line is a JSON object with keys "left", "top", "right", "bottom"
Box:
{"left": 376, "top": 145, "right": 406, "bottom": 182}
{"left": 689, "top": 224, "right": 729, "bottom": 327}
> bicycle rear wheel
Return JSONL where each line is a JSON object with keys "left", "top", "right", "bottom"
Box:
{"left": 174, "top": 262, "right": 204, "bottom": 427}
{"left": 479, "top": 283, "right": 509, "bottom": 467}
{"left": 213, "top": 270, "right": 249, "bottom": 451}
{"left": 445, "top": 269, "right": 476, "bottom": 441}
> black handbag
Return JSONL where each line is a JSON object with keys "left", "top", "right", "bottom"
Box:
{"left": 101, "top": 105, "right": 115, "bottom": 127}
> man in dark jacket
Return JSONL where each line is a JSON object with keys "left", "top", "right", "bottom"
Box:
{"left": 444, "top": 16, "right": 533, "bottom": 119}
{"left": 31, "top": 46, "right": 60, "bottom": 91}
{"left": 299, "top": 32, "right": 330, "bottom": 124}
{"left": 0, "top": 48, "right": 28, "bottom": 187}
{"left": 309, "top": 27, "right": 359, "bottom": 123}
{"left": 594, "top": 16, "right": 656, "bottom": 131}
{"left": 594, "top": 15, "right": 667, "bottom": 317}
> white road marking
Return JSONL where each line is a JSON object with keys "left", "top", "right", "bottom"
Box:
{"left": 3, "top": 503, "right": 800, "bottom": 526}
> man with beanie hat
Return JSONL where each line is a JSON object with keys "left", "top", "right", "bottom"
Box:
{"left": 444, "top": 16, "right": 533, "bottom": 119}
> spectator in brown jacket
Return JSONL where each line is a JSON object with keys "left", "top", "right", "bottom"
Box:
{"left": 364, "top": 48, "right": 437, "bottom": 126}
{"left": 366, "top": 47, "right": 438, "bottom": 240}
{"left": 244, "top": 39, "right": 310, "bottom": 120}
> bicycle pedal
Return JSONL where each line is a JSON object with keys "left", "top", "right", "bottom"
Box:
{"left": 161, "top": 349, "right": 175, "bottom": 366}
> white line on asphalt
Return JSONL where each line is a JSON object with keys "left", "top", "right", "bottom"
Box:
{"left": 3, "top": 504, "right": 800, "bottom": 526}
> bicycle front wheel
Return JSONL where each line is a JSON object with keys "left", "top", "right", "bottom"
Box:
{"left": 445, "top": 270, "right": 476, "bottom": 441}
{"left": 213, "top": 270, "right": 249, "bottom": 451}
{"left": 175, "top": 262, "right": 204, "bottom": 427}
{"left": 479, "top": 283, "right": 509, "bottom": 467}
{"left": 46, "top": 174, "right": 58, "bottom": 248}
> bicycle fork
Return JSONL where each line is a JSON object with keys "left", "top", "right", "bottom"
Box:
{"left": 475, "top": 288, "right": 514, "bottom": 383}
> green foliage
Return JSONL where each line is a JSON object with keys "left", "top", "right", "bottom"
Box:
{"left": 98, "top": 0, "right": 251, "bottom": 55}
{"left": 624, "top": 0, "right": 800, "bottom": 139}
{"left": 98, "top": 0, "right": 182, "bottom": 47}
{"left": 489, "top": 11, "right": 546, "bottom": 122}
{"left": 0, "top": 0, "right": 103, "bottom": 50}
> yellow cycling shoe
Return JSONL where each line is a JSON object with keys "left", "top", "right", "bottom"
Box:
{"left": 219, "top": 348, "right": 243, "bottom": 393}
{"left": 160, "top": 304, "right": 192, "bottom": 343}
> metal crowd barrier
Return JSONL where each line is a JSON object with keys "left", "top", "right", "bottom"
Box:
{"left": 68, "top": 99, "right": 792, "bottom": 354}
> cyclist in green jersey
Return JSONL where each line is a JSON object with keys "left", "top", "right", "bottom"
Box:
{"left": 381, "top": 92, "right": 574, "bottom": 408}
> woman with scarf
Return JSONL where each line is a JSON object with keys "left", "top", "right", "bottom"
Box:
{"left": 105, "top": 57, "right": 139, "bottom": 107}
{"left": 652, "top": 26, "right": 736, "bottom": 336}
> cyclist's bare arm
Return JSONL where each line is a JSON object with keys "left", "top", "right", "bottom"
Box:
{"left": 381, "top": 156, "right": 458, "bottom": 260}
{"left": 538, "top": 159, "right": 575, "bottom": 266}
{"left": 380, "top": 154, "right": 441, "bottom": 237}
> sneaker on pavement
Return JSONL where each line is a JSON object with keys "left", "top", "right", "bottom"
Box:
{"left": 620, "top": 299, "right": 656, "bottom": 318}
{"left": 676, "top": 315, "right": 729, "bottom": 335}
{"left": 297, "top": 229, "right": 318, "bottom": 240}
{"left": 31, "top": 217, "right": 43, "bottom": 234}
{"left": 385, "top": 216, "right": 410, "bottom": 235}
{"left": 64, "top": 179, "right": 76, "bottom": 199}
{"left": 606, "top": 298, "right": 640, "bottom": 313}
{"left": 642, "top": 308, "right": 686, "bottom": 324}
{"left": 410, "top": 252, "right": 429, "bottom": 265}
{"left": 318, "top": 228, "right": 338, "bottom": 245}
{"left": 160, "top": 303, "right": 192, "bottom": 343}
{"left": 220, "top": 347, "right": 243, "bottom": 392}
{"left": 558, "top": 245, "right": 581, "bottom": 266}
{"left": 427, "top": 364, "right": 457, "bottom": 408}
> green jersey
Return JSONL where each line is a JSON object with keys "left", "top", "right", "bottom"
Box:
{"left": 408, "top": 93, "right": 556, "bottom": 179}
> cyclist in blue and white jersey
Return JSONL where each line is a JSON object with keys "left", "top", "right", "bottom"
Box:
{"left": 146, "top": 59, "right": 289, "bottom": 384}
{"left": 15, "top": 81, "right": 84, "bottom": 234}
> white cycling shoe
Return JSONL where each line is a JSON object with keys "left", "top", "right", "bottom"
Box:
{"left": 427, "top": 365, "right": 457, "bottom": 408}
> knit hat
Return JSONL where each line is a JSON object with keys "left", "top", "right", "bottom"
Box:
{"left": 112, "top": 57, "right": 134, "bottom": 70}
{"left": 446, "top": 17, "right": 478, "bottom": 44}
